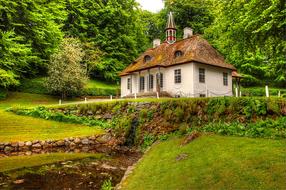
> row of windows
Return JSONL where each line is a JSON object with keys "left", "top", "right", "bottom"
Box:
{"left": 127, "top": 74, "right": 163, "bottom": 91}
{"left": 127, "top": 69, "right": 229, "bottom": 90}
{"left": 144, "top": 51, "right": 183, "bottom": 63}
{"left": 199, "top": 68, "right": 228, "bottom": 86}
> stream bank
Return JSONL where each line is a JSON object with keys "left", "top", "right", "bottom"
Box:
{"left": 0, "top": 149, "right": 141, "bottom": 190}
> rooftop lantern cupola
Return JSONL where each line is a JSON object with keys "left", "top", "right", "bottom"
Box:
{"left": 166, "top": 12, "right": 177, "bottom": 44}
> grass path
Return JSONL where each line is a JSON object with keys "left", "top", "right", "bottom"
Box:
{"left": 122, "top": 135, "right": 286, "bottom": 190}
{"left": 0, "top": 92, "right": 104, "bottom": 142}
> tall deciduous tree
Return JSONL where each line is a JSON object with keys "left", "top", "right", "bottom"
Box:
{"left": 63, "top": 0, "right": 149, "bottom": 81}
{"left": 205, "top": 0, "right": 286, "bottom": 86}
{"left": 0, "top": 31, "right": 35, "bottom": 88}
{"left": 45, "top": 38, "right": 87, "bottom": 98}
{"left": 0, "top": 0, "right": 66, "bottom": 76}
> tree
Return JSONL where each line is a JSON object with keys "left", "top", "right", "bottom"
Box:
{"left": 0, "top": 0, "right": 66, "bottom": 76}
{"left": 164, "top": 0, "right": 214, "bottom": 36}
{"left": 63, "top": 0, "right": 150, "bottom": 81}
{"left": 0, "top": 31, "right": 35, "bottom": 88}
{"left": 45, "top": 38, "right": 87, "bottom": 98}
{"left": 205, "top": 0, "right": 286, "bottom": 86}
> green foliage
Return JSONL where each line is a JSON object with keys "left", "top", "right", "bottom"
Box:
{"left": 192, "top": 117, "right": 286, "bottom": 139}
{"left": 174, "top": 107, "right": 184, "bottom": 122}
{"left": 0, "top": 0, "right": 66, "bottom": 78}
{"left": 0, "top": 31, "right": 34, "bottom": 88}
{"left": 45, "top": 38, "right": 87, "bottom": 98}
{"left": 9, "top": 106, "right": 110, "bottom": 129}
{"left": 205, "top": 0, "right": 286, "bottom": 86}
{"left": 163, "top": 109, "right": 173, "bottom": 121}
{"left": 0, "top": 88, "right": 7, "bottom": 100}
{"left": 101, "top": 178, "right": 113, "bottom": 190}
{"left": 63, "top": 0, "right": 150, "bottom": 81}
{"left": 178, "top": 123, "right": 188, "bottom": 135}
{"left": 18, "top": 78, "right": 49, "bottom": 94}
{"left": 242, "top": 87, "right": 286, "bottom": 97}
{"left": 164, "top": 0, "right": 213, "bottom": 35}
{"left": 141, "top": 134, "right": 156, "bottom": 149}
{"left": 82, "top": 88, "right": 119, "bottom": 96}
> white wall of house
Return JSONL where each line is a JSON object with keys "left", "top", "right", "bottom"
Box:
{"left": 164, "top": 63, "right": 194, "bottom": 97}
{"left": 193, "top": 62, "right": 233, "bottom": 97}
{"left": 121, "top": 62, "right": 233, "bottom": 98}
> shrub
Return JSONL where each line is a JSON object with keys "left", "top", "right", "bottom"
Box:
{"left": 10, "top": 106, "right": 110, "bottom": 129}
{"left": 141, "top": 134, "right": 156, "bottom": 149}
{"left": 178, "top": 123, "right": 188, "bottom": 135}
{"left": 82, "top": 88, "right": 119, "bottom": 96}
{"left": 164, "top": 109, "right": 173, "bottom": 121}
{"left": 174, "top": 107, "right": 185, "bottom": 122}
{"left": 191, "top": 117, "right": 286, "bottom": 139}
{"left": 0, "top": 88, "right": 8, "bottom": 100}
{"left": 101, "top": 178, "right": 113, "bottom": 190}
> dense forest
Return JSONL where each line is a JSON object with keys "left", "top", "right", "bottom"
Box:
{"left": 0, "top": 0, "right": 285, "bottom": 90}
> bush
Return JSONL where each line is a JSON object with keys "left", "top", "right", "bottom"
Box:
{"left": 10, "top": 106, "right": 110, "bottom": 129}
{"left": 0, "top": 88, "right": 8, "bottom": 100}
{"left": 82, "top": 88, "right": 119, "bottom": 96}
{"left": 242, "top": 87, "right": 286, "bottom": 97}
{"left": 191, "top": 117, "right": 286, "bottom": 139}
{"left": 17, "top": 78, "right": 49, "bottom": 94}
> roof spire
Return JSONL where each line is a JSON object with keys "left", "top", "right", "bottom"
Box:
{"left": 166, "top": 12, "right": 176, "bottom": 29}
{"left": 166, "top": 12, "right": 177, "bottom": 44}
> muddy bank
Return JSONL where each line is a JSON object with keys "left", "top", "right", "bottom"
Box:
{"left": 0, "top": 151, "right": 141, "bottom": 190}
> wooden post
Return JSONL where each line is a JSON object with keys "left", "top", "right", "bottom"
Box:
{"left": 85, "top": 97, "right": 87, "bottom": 103}
{"left": 148, "top": 69, "right": 151, "bottom": 92}
{"left": 130, "top": 74, "right": 133, "bottom": 94}
{"left": 156, "top": 67, "right": 161, "bottom": 96}
{"left": 238, "top": 78, "right": 241, "bottom": 97}
{"left": 265, "top": 85, "right": 269, "bottom": 97}
{"left": 59, "top": 99, "right": 62, "bottom": 105}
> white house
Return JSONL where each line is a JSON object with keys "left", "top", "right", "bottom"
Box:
{"left": 120, "top": 12, "right": 239, "bottom": 98}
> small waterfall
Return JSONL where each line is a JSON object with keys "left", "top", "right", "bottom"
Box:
{"left": 124, "top": 118, "right": 139, "bottom": 147}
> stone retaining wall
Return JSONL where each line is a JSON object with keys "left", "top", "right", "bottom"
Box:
{"left": 0, "top": 133, "right": 115, "bottom": 155}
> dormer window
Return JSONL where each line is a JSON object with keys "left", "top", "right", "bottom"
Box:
{"left": 144, "top": 55, "right": 152, "bottom": 63}
{"left": 175, "top": 51, "right": 183, "bottom": 58}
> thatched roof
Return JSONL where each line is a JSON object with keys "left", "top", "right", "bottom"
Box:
{"left": 120, "top": 35, "right": 236, "bottom": 76}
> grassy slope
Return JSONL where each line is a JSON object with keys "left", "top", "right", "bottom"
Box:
{"left": 0, "top": 153, "right": 101, "bottom": 172}
{"left": 0, "top": 92, "right": 103, "bottom": 142}
{"left": 85, "top": 79, "right": 118, "bottom": 89}
{"left": 122, "top": 135, "right": 286, "bottom": 190}
{"left": 18, "top": 77, "right": 119, "bottom": 94}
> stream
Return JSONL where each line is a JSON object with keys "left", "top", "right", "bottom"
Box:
{"left": 0, "top": 149, "right": 141, "bottom": 190}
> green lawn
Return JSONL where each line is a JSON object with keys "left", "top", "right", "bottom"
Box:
{"left": 0, "top": 153, "right": 101, "bottom": 172}
{"left": 241, "top": 86, "right": 286, "bottom": 97}
{"left": 0, "top": 92, "right": 103, "bottom": 142}
{"left": 18, "top": 77, "right": 119, "bottom": 95}
{"left": 0, "top": 92, "right": 58, "bottom": 109}
{"left": 122, "top": 135, "right": 286, "bottom": 190}
{"left": 85, "top": 79, "right": 118, "bottom": 89}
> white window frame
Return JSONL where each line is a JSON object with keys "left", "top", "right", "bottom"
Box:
{"left": 223, "top": 72, "right": 228, "bottom": 86}
{"left": 139, "top": 76, "right": 145, "bottom": 92}
{"left": 127, "top": 78, "right": 131, "bottom": 90}
{"left": 174, "top": 69, "right": 181, "bottom": 84}
{"left": 199, "top": 68, "right": 205, "bottom": 83}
